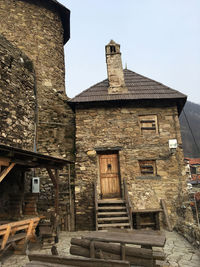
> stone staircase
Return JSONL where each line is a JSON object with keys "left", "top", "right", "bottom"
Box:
{"left": 96, "top": 199, "right": 132, "bottom": 230}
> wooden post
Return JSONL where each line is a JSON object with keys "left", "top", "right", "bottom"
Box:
{"left": 89, "top": 241, "right": 95, "bottom": 258}
{"left": 68, "top": 164, "right": 75, "bottom": 231}
{"left": 121, "top": 243, "right": 126, "bottom": 260}
{"left": 46, "top": 167, "right": 59, "bottom": 215}
{"left": 55, "top": 169, "right": 59, "bottom": 215}
{"left": 160, "top": 199, "right": 172, "bottom": 231}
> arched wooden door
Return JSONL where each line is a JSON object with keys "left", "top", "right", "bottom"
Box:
{"left": 99, "top": 153, "right": 121, "bottom": 199}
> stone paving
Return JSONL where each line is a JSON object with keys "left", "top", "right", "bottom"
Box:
{"left": 0, "top": 231, "right": 199, "bottom": 267}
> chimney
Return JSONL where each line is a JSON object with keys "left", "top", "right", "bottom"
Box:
{"left": 105, "top": 40, "right": 128, "bottom": 94}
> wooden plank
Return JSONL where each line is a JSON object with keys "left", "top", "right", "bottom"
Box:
{"left": 160, "top": 199, "right": 172, "bottom": 231}
{"left": 70, "top": 245, "right": 154, "bottom": 267}
{"left": 0, "top": 217, "right": 40, "bottom": 231}
{"left": 71, "top": 238, "right": 161, "bottom": 259}
{"left": 98, "top": 200, "right": 124, "bottom": 204}
{"left": 98, "top": 212, "right": 127, "bottom": 216}
{"left": 98, "top": 206, "right": 126, "bottom": 210}
{"left": 0, "top": 163, "right": 15, "bottom": 183}
{"left": 82, "top": 231, "right": 166, "bottom": 247}
{"left": 28, "top": 254, "right": 130, "bottom": 267}
{"left": 98, "top": 217, "right": 129, "bottom": 221}
{"left": 1, "top": 225, "right": 11, "bottom": 250}
{"left": 26, "top": 261, "right": 75, "bottom": 267}
{"left": 98, "top": 223, "right": 130, "bottom": 228}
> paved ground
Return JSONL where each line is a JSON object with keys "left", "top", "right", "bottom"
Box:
{"left": 0, "top": 230, "right": 199, "bottom": 267}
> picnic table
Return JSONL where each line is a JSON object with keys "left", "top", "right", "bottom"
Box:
{"left": 82, "top": 230, "right": 166, "bottom": 249}
{"left": 70, "top": 230, "right": 166, "bottom": 267}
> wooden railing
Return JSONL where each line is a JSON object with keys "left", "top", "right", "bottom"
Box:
{"left": 94, "top": 181, "right": 98, "bottom": 231}
{"left": 123, "top": 179, "right": 133, "bottom": 229}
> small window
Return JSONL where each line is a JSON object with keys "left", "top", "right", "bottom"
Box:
{"left": 110, "top": 45, "right": 116, "bottom": 53}
{"left": 139, "top": 160, "right": 157, "bottom": 176}
{"left": 190, "top": 166, "right": 196, "bottom": 174}
{"left": 139, "top": 115, "right": 158, "bottom": 135}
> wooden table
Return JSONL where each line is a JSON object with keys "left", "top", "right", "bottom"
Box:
{"left": 82, "top": 230, "right": 166, "bottom": 248}
{"left": 80, "top": 230, "right": 166, "bottom": 267}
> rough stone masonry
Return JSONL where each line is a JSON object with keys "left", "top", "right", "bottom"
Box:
{"left": 0, "top": 0, "right": 75, "bottom": 219}
{"left": 70, "top": 40, "right": 187, "bottom": 230}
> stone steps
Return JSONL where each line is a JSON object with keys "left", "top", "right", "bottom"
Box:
{"left": 96, "top": 199, "right": 132, "bottom": 230}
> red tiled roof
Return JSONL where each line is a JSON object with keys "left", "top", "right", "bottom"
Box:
{"left": 187, "top": 158, "right": 200, "bottom": 165}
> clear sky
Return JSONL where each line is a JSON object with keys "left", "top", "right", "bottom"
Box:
{"left": 58, "top": 0, "right": 200, "bottom": 104}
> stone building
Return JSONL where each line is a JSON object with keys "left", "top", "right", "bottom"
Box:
{"left": 0, "top": 0, "right": 74, "bottom": 222}
{"left": 69, "top": 40, "right": 188, "bottom": 230}
{"left": 0, "top": 34, "right": 36, "bottom": 150}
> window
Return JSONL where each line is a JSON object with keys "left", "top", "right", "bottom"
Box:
{"left": 110, "top": 45, "right": 116, "bottom": 53}
{"left": 190, "top": 166, "right": 196, "bottom": 174}
{"left": 139, "top": 160, "right": 157, "bottom": 176}
{"left": 139, "top": 115, "right": 158, "bottom": 135}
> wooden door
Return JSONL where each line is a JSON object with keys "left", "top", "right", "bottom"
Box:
{"left": 99, "top": 154, "right": 121, "bottom": 199}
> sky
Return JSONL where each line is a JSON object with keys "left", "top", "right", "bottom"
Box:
{"left": 58, "top": 0, "right": 200, "bottom": 104}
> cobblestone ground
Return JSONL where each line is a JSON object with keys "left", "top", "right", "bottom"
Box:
{"left": 0, "top": 231, "right": 199, "bottom": 267}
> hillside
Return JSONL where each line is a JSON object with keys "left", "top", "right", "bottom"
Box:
{"left": 179, "top": 101, "right": 200, "bottom": 158}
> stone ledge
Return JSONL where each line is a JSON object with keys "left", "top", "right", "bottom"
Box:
{"left": 136, "top": 175, "right": 161, "bottom": 180}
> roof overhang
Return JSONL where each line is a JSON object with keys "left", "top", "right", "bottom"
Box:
{"left": 68, "top": 97, "right": 187, "bottom": 116}
{"left": 0, "top": 144, "right": 73, "bottom": 169}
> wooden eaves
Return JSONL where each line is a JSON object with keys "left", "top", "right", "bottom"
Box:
{"left": 0, "top": 143, "right": 73, "bottom": 214}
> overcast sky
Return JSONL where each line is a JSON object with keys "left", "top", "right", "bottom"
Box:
{"left": 58, "top": 0, "right": 200, "bottom": 104}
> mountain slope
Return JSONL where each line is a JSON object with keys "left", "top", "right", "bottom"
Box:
{"left": 179, "top": 101, "right": 200, "bottom": 158}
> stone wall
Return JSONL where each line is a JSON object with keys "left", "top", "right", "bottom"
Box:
{"left": 175, "top": 219, "right": 200, "bottom": 248}
{"left": 0, "top": 0, "right": 74, "bottom": 160}
{"left": 75, "top": 103, "right": 187, "bottom": 230}
{"left": 0, "top": 0, "right": 75, "bottom": 220}
{"left": 0, "top": 34, "right": 36, "bottom": 150}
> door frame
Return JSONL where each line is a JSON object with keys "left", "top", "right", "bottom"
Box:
{"left": 97, "top": 151, "right": 122, "bottom": 199}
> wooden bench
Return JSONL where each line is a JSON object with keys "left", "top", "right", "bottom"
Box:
{"left": 0, "top": 217, "right": 42, "bottom": 255}
{"left": 26, "top": 254, "right": 130, "bottom": 267}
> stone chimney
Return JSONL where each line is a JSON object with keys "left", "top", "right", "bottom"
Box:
{"left": 105, "top": 40, "right": 128, "bottom": 94}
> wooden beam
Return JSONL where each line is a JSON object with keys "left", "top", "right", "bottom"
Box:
{"left": 160, "top": 199, "right": 173, "bottom": 231}
{"left": 28, "top": 254, "right": 130, "bottom": 267}
{"left": 55, "top": 169, "right": 59, "bottom": 215}
{"left": 0, "top": 163, "right": 15, "bottom": 183}
{"left": 46, "top": 167, "right": 57, "bottom": 187}
{"left": 46, "top": 167, "right": 59, "bottom": 215}
{"left": 0, "top": 157, "right": 10, "bottom": 167}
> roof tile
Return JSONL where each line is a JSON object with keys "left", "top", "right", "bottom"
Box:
{"left": 69, "top": 69, "right": 187, "bottom": 104}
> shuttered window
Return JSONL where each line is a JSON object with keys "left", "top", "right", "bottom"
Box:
{"left": 139, "top": 160, "right": 157, "bottom": 176}
{"left": 139, "top": 115, "right": 158, "bottom": 135}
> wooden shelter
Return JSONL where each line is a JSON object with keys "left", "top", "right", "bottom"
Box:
{"left": 0, "top": 143, "right": 73, "bottom": 220}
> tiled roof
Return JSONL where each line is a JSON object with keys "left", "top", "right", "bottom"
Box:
{"left": 69, "top": 69, "right": 187, "bottom": 104}
{"left": 187, "top": 158, "right": 200, "bottom": 165}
